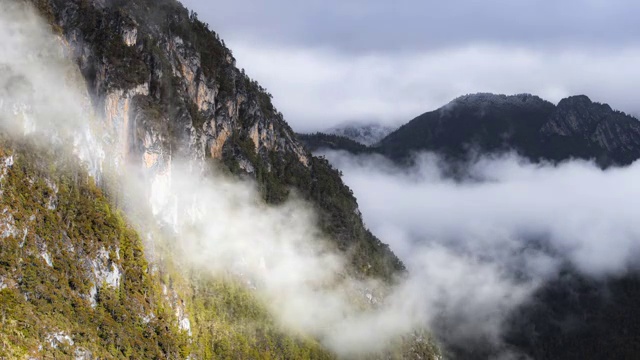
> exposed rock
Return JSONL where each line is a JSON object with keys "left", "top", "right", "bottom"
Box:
{"left": 46, "top": 331, "right": 74, "bottom": 349}
{"left": 91, "top": 247, "right": 121, "bottom": 290}
{"left": 103, "top": 83, "right": 149, "bottom": 168}
{"left": 122, "top": 27, "right": 137, "bottom": 46}
{"left": 0, "top": 208, "right": 19, "bottom": 239}
{"left": 542, "top": 95, "right": 640, "bottom": 153}
{"left": 209, "top": 126, "right": 231, "bottom": 160}
{"left": 74, "top": 348, "right": 93, "bottom": 360}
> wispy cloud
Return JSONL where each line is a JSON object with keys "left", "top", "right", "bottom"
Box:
{"left": 321, "top": 150, "right": 640, "bottom": 353}
{"left": 325, "top": 151, "right": 640, "bottom": 277}
{"left": 229, "top": 42, "right": 640, "bottom": 132}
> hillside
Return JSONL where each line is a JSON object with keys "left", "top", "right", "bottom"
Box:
{"left": 0, "top": 137, "right": 189, "bottom": 359}
{"left": 298, "top": 132, "right": 371, "bottom": 154}
{"left": 30, "top": 0, "right": 404, "bottom": 280}
{"left": 326, "top": 122, "right": 395, "bottom": 146}
{"left": 0, "top": 135, "right": 339, "bottom": 358}
{"left": 0, "top": 0, "right": 442, "bottom": 358}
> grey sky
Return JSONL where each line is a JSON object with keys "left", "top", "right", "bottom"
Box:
{"left": 182, "top": 0, "right": 640, "bottom": 52}
{"left": 181, "top": 0, "right": 640, "bottom": 132}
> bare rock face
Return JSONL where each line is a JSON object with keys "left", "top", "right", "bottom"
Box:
{"left": 46, "top": 0, "right": 312, "bottom": 187}
{"left": 27, "top": 0, "right": 403, "bottom": 290}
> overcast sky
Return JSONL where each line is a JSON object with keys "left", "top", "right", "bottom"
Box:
{"left": 181, "top": 0, "right": 640, "bottom": 132}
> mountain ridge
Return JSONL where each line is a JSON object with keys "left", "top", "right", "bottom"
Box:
{"left": 302, "top": 92, "right": 640, "bottom": 167}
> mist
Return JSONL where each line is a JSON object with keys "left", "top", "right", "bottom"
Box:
{"left": 323, "top": 151, "right": 640, "bottom": 276}
{"left": 7, "top": 2, "right": 640, "bottom": 358}
{"left": 321, "top": 149, "right": 640, "bottom": 351}
{"left": 0, "top": 2, "right": 436, "bottom": 357}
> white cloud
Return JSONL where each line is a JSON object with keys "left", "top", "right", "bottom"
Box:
{"left": 318, "top": 149, "right": 640, "bottom": 352}
{"left": 323, "top": 150, "right": 640, "bottom": 278}
{"left": 8, "top": 2, "right": 640, "bottom": 357}
{"left": 229, "top": 42, "right": 640, "bottom": 132}
{"left": 182, "top": 0, "right": 640, "bottom": 52}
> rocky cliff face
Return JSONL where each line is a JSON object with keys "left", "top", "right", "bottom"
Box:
{"left": 56, "top": 0, "right": 309, "bottom": 177}
{"left": 31, "top": 0, "right": 402, "bottom": 280}
{"left": 0, "top": 0, "right": 420, "bottom": 357}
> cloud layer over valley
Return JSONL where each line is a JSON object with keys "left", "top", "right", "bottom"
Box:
{"left": 321, "top": 150, "right": 640, "bottom": 353}
{"left": 6, "top": 1, "right": 640, "bottom": 358}
{"left": 324, "top": 151, "right": 640, "bottom": 277}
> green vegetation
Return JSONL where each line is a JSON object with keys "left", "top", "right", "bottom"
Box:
{"left": 0, "top": 137, "right": 187, "bottom": 358}
{"left": 16, "top": 0, "right": 436, "bottom": 358}
{"left": 35, "top": 0, "right": 405, "bottom": 281}
{"left": 0, "top": 136, "right": 341, "bottom": 359}
{"left": 161, "top": 265, "right": 334, "bottom": 360}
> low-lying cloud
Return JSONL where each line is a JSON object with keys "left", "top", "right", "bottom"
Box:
{"left": 317, "top": 149, "right": 640, "bottom": 354}
{"left": 0, "top": 3, "right": 444, "bottom": 357}
{"left": 0, "top": 3, "right": 537, "bottom": 356}
{"left": 8, "top": 2, "right": 640, "bottom": 358}
{"left": 323, "top": 151, "right": 640, "bottom": 278}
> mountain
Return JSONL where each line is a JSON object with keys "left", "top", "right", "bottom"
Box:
{"left": 0, "top": 138, "right": 189, "bottom": 359}
{"left": 505, "top": 270, "right": 640, "bottom": 360}
{"left": 28, "top": 0, "right": 404, "bottom": 279}
{"left": 303, "top": 93, "right": 640, "bottom": 168}
{"left": 376, "top": 93, "right": 640, "bottom": 166}
{"left": 327, "top": 122, "right": 396, "bottom": 146}
{"left": 0, "top": 0, "right": 442, "bottom": 358}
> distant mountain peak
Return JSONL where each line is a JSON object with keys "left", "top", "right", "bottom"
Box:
{"left": 327, "top": 92, "right": 640, "bottom": 167}
{"left": 327, "top": 121, "right": 396, "bottom": 146}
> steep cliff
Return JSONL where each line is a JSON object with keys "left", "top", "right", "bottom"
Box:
{"left": 32, "top": 0, "right": 403, "bottom": 280}
{"left": 0, "top": 0, "right": 438, "bottom": 358}
{"left": 0, "top": 134, "right": 339, "bottom": 359}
